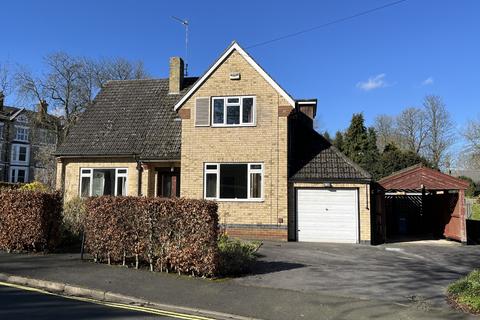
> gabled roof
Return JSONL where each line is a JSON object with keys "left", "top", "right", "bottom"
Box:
{"left": 174, "top": 41, "right": 295, "bottom": 110}
{"left": 289, "top": 113, "right": 371, "bottom": 182}
{"left": 56, "top": 77, "right": 198, "bottom": 159}
{"left": 378, "top": 164, "right": 470, "bottom": 190}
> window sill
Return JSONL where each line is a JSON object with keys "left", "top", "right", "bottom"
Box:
{"left": 205, "top": 198, "right": 264, "bottom": 203}
{"left": 210, "top": 124, "right": 256, "bottom": 128}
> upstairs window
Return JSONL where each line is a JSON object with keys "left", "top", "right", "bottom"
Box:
{"left": 15, "top": 126, "right": 29, "bottom": 142}
{"left": 211, "top": 96, "right": 255, "bottom": 126}
{"left": 0, "top": 122, "right": 4, "bottom": 140}
{"left": 11, "top": 144, "right": 29, "bottom": 165}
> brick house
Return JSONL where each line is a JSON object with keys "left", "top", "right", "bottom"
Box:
{"left": 0, "top": 94, "right": 60, "bottom": 186}
{"left": 56, "top": 42, "right": 373, "bottom": 243}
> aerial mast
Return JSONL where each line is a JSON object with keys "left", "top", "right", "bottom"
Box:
{"left": 171, "top": 16, "right": 189, "bottom": 76}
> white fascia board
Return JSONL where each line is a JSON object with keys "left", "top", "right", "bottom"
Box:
{"left": 9, "top": 108, "right": 25, "bottom": 121}
{"left": 174, "top": 42, "right": 295, "bottom": 111}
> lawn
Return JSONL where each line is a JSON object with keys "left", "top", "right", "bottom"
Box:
{"left": 472, "top": 202, "right": 480, "bottom": 221}
{"left": 447, "top": 270, "right": 480, "bottom": 315}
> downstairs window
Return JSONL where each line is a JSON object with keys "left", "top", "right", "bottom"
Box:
{"left": 204, "top": 163, "right": 263, "bottom": 201}
{"left": 80, "top": 168, "right": 128, "bottom": 197}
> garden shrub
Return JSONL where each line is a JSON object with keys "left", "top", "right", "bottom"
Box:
{"left": 0, "top": 190, "right": 62, "bottom": 252}
{"left": 63, "top": 197, "right": 86, "bottom": 237}
{"left": 218, "top": 234, "right": 261, "bottom": 276}
{"left": 19, "top": 181, "right": 50, "bottom": 192}
{"left": 84, "top": 197, "right": 219, "bottom": 277}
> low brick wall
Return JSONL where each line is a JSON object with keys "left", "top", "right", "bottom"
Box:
{"left": 223, "top": 224, "right": 288, "bottom": 241}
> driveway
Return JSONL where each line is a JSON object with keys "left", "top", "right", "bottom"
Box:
{"left": 234, "top": 240, "right": 480, "bottom": 309}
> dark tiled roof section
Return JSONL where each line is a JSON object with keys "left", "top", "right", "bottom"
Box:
{"left": 56, "top": 78, "right": 198, "bottom": 159}
{"left": 289, "top": 114, "right": 371, "bottom": 182}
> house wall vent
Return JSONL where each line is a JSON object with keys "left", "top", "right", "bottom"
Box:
{"left": 229, "top": 72, "right": 241, "bottom": 80}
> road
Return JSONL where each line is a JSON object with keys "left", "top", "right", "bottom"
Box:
{"left": 0, "top": 283, "right": 203, "bottom": 320}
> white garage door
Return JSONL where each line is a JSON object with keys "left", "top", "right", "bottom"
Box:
{"left": 297, "top": 189, "right": 358, "bottom": 243}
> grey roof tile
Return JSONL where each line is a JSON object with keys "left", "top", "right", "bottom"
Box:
{"left": 289, "top": 117, "right": 371, "bottom": 182}
{"left": 56, "top": 77, "right": 197, "bottom": 160}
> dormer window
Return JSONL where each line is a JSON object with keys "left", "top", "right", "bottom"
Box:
{"left": 211, "top": 96, "right": 255, "bottom": 127}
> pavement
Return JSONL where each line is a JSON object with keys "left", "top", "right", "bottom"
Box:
{"left": 0, "top": 241, "right": 478, "bottom": 320}
{"left": 0, "top": 283, "right": 172, "bottom": 319}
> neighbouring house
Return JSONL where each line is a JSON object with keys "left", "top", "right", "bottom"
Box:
{"left": 55, "top": 42, "right": 372, "bottom": 243}
{"left": 0, "top": 93, "right": 60, "bottom": 186}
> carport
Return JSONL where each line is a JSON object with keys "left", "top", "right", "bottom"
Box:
{"left": 375, "top": 164, "right": 469, "bottom": 243}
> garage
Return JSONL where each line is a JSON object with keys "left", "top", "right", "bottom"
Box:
{"left": 296, "top": 188, "right": 359, "bottom": 243}
{"left": 375, "top": 164, "right": 470, "bottom": 243}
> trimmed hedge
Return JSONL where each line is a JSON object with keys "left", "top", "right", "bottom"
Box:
{"left": 84, "top": 197, "right": 219, "bottom": 277}
{"left": 0, "top": 182, "right": 22, "bottom": 191}
{"left": 0, "top": 190, "right": 62, "bottom": 252}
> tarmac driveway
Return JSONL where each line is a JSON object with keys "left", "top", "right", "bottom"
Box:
{"left": 234, "top": 240, "right": 480, "bottom": 308}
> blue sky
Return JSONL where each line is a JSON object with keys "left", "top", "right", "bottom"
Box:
{"left": 1, "top": 0, "right": 479, "bottom": 148}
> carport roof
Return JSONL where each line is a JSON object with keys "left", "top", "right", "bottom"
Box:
{"left": 378, "top": 164, "right": 469, "bottom": 190}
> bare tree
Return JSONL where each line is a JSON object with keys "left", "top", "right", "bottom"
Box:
{"left": 16, "top": 52, "right": 149, "bottom": 137}
{"left": 373, "top": 114, "right": 397, "bottom": 151}
{"left": 464, "top": 117, "right": 480, "bottom": 154}
{"left": 91, "top": 57, "right": 149, "bottom": 88}
{"left": 0, "top": 62, "right": 13, "bottom": 96}
{"left": 423, "top": 95, "right": 455, "bottom": 168}
{"left": 396, "top": 107, "right": 428, "bottom": 155}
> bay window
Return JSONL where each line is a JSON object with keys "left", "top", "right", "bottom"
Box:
{"left": 80, "top": 168, "right": 128, "bottom": 197}
{"left": 211, "top": 96, "right": 255, "bottom": 126}
{"left": 10, "top": 167, "right": 28, "bottom": 183}
{"left": 204, "top": 163, "right": 263, "bottom": 201}
{"left": 11, "top": 144, "right": 30, "bottom": 165}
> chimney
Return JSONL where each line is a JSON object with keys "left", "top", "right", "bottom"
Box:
{"left": 37, "top": 100, "right": 48, "bottom": 121}
{"left": 169, "top": 57, "right": 184, "bottom": 94}
{"left": 296, "top": 99, "right": 317, "bottom": 120}
{"left": 0, "top": 91, "right": 4, "bottom": 111}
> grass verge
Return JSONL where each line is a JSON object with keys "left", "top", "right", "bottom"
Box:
{"left": 447, "top": 269, "right": 480, "bottom": 315}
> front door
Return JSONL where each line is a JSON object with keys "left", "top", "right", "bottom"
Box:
{"left": 157, "top": 172, "right": 180, "bottom": 198}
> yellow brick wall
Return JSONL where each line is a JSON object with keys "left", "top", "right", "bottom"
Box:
{"left": 179, "top": 50, "right": 291, "bottom": 228}
{"left": 289, "top": 182, "right": 372, "bottom": 242}
{"left": 59, "top": 158, "right": 138, "bottom": 201}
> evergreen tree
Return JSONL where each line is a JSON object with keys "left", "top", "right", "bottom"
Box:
{"left": 343, "top": 113, "right": 369, "bottom": 166}
{"left": 333, "top": 131, "right": 344, "bottom": 152}
{"left": 378, "top": 143, "right": 430, "bottom": 178}
{"left": 323, "top": 131, "right": 331, "bottom": 142}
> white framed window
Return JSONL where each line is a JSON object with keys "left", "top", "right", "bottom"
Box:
{"left": 16, "top": 114, "right": 29, "bottom": 123}
{"left": 211, "top": 96, "right": 255, "bottom": 127}
{"left": 0, "top": 122, "right": 4, "bottom": 140}
{"left": 15, "top": 126, "right": 30, "bottom": 142}
{"left": 204, "top": 163, "right": 263, "bottom": 201}
{"left": 10, "top": 166, "right": 28, "bottom": 183}
{"left": 80, "top": 168, "right": 128, "bottom": 197}
{"left": 11, "top": 144, "right": 30, "bottom": 165}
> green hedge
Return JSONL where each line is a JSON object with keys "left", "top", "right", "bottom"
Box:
{"left": 84, "top": 197, "right": 219, "bottom": 277}
{"left": 0, "top": 190, "right": 62, "bottom": 252}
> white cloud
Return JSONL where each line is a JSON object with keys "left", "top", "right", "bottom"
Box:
{"left": 356, "top": 74, "right": 388, "bottom": 91}
{"left": 421, "top": 77, "right": 434, "bottom": 86}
